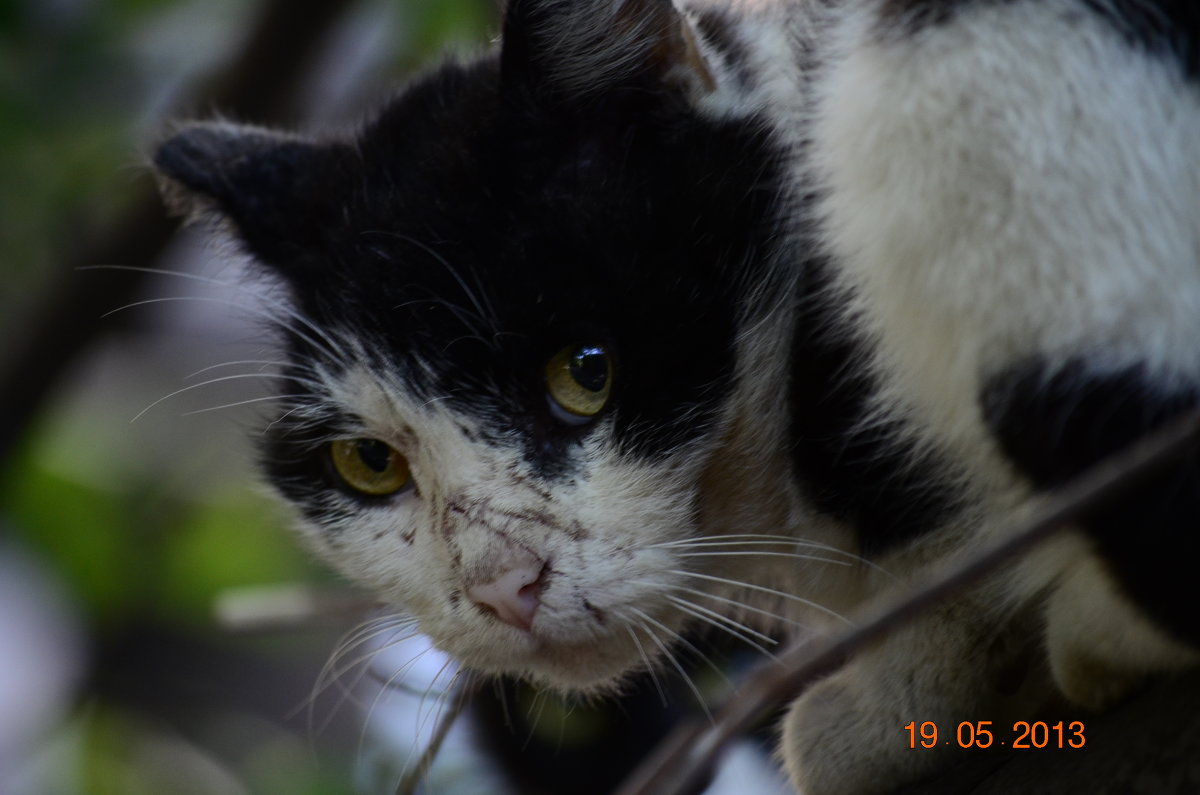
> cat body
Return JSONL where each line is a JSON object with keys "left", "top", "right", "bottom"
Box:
{"left": 155, "top": 0, "right": 1200, "bottom": 791}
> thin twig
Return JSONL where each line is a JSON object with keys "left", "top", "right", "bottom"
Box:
{"left": 614, "top": 405, "right": 1200, "bottom": 795}
{"left": 395, "top": 673, "right": 478, "bottom": 795}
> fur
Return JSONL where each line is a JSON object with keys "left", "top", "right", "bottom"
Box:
{"left": 154, "top": 0, "right": 1199, "bottom": 791}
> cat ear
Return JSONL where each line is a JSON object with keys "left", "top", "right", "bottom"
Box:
{"left": 154, "top": 121, "right": 343, "bottom": 264}
{"left": 499, "top": 0, "right": 717, "bottom": 104}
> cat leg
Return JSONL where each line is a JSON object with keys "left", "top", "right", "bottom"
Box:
{"left": 779, "top": 594, "right": 1041, "bottom": 795}
{"left": 1044, "top": 554, "right": 1199, "bottom": 711}
{"left": 983, "top": 358, "right": 1200, "bottom": 707}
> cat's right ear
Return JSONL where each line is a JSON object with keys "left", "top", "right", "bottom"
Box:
{"left": 154, "top": 121, "right": 344, "bottom": 265}
{"left": 499, "top": 0, "right": 718, "bottom": 105}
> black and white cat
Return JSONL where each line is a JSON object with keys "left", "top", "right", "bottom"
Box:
{"left": 153, "top": 0, "right": 1200, "bottom": 791}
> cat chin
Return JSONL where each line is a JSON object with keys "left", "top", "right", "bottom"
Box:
{"left": 427, "top": 622, "right": 654, "bottom": 693}
{"left": 514, "top": 649, "right": 644, "bottom": 694}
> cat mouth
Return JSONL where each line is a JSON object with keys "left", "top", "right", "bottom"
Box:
{"left": 440, "top": 592, "right": 651, "bottom": 688}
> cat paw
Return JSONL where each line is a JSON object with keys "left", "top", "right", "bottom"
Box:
{"left": 1044, "top": 556, "right": 1199, "bottom": 711}
{"left": 1047, "top": 643, "right": 1142, "bottom": 711}
{"left": 780, "top": 675, "right": 939, "bottom": 795}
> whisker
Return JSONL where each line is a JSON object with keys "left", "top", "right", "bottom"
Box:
{"left": 357, "top": 642, "right": 444, "bottom": 765}
{"left": 630, "top": 578, "right": 791, "bottom": 637}
{"left": 131, "top": 372, "right": 317, "bottom": 422}
{"left": 675, "top": 550, "right": 851, "bottom": 566}
{"left": 413, "top": 658, "right": 459, "bottom": 736}
{"left": 669, "top": 570, "right": 854, "bottom": 626}
{"left": 654, "top": 534, "right": 896, "bottom": 579}
{"left": 663, "top": 593, "right": 782, "bottom": 647}
{"left": 183, "top": 393, "right": 308, "bottom": 416}
{"left": 301, "top": 616, "right": 420, "bottom": 733}
{"left": 77, "top": 263, "right": 237, "bottom": 287}
{"left": 653, "top": 532, "right": 816, "bottom": 544}
{"left": 653, "top": 535, "right": 853, "bottom": 556}
{"left": 524, "top": 684, "right": 548, "bottom": 725}
{"left": 655, "top": 538, "right": 838, "bottom": 551}
{"left": 305, "top": 614, "right": 410, "bottom": 709}
{"left": 261, "top": 403, "right": 325, "bottom": 435}
{"left": 185, "top": 359, "right": 293, "bottom": 379}
{"left": 658, "top": 583, "right": 805, "bottom": 629}
{"left": 493, "top": 678, "right": 513, "bottom": 731}
{"left": 101, "top": 294, "right": 344, "bottom": 365}
{"left": 663, "top": 594, "right": 780, "bottom": 661}
{"left": 396, "top": 656, "right": 459, "bottom": 777}
{"left": 312, "top": 634, "right": 423, "bottom": 734}
{"left": 522, "top": 687, "right": 552, "bottom": 752}
{"left": 326, "top": 619, "right": 422, "bottom": 691}
{"left": 625, "top": 624, "right": 670, "bottom": 708}
{"left": 629, "top": 607, "right": 734, "bottom": 690}
{"left": 628, "top": 610, "right": 713, "bottom": 721}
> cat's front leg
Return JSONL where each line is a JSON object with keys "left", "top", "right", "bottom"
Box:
{"left": 779, "top": 595, "right": 1040, "bottom": 795}
{"left": 1044, "top": 554, "right": 1199, "bottom": 712}
{"left": 983, "top": 358, "right": 1200, "bottom": 710}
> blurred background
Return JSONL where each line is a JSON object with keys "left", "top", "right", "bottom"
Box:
{"left": 0, "top": 1, "right": 790, "bottom": 792}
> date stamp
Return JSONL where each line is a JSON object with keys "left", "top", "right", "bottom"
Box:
{"left": 903, "top": 721, "right": 1086, "bottom": 750}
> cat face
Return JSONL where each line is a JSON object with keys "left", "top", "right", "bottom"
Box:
{"left": 155, "top": 0, "right": 784, "bottom": 691}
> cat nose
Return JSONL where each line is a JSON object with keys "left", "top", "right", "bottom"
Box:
{"left": 466, "top": 560, "right": 546, "bottom": 632}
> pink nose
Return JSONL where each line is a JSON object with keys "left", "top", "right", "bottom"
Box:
{"left": 466, "top": 561, "right": 546, "bottom": 632}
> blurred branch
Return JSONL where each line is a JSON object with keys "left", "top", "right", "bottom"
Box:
{"left": 395, "top": 674, "right": 479, "bottom": 795}
{"left": 614, "top": 405, "right": 1200, "bottom": 795}
{"left": 0, "top": 0, "right": 361, "bottom": 464}
{"left": 214, "top": 584, "right": 379, "bottom": 635}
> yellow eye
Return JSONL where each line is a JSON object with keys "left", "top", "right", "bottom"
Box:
{"left": 545, "top": 344, "right": 613, "bottom": 420}
{"left": 329, "top": 439, "right": 410, "bottom": 496}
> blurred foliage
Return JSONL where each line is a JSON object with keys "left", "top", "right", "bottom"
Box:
{"left": 1, "top": 460, "right": 315, "bottom": 628}
{"left": 0, "top": 0, "right": 497, "bottom": 316}
{"left": 0, "top": 0, "right": 169, "bottom": 301}
{"left": 0, "top": 0, "right": 495, "bottom": 792}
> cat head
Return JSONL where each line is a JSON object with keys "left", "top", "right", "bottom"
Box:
{"left": 154, "top": 0, "right": 785, "bottom": 691}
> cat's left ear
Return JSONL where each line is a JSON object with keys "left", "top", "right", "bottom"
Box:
{"left": 499, "top": 0, "right": 717, "bottom": 105}
{"left": 153, "top": 121, "right": 347, "bottom": 268}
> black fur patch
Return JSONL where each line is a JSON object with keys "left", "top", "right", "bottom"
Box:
{"left": 1083, "top": 0, "right": 1200, "bottom": 81}
{"left": 982, "top": 357, "right": 1200, "bottom": 643}
{"left": 878, "top": 0, "right": 1199, "bottom": 81}
{"left": 788, "top": 260, "right": 962, "bottom": 558}
{"left": 164, "top": 51, "right": 785, "bottom": 485}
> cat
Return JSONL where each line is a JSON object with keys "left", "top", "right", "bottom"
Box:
{"left": 153, "top": 0, "right": 1200, "bottom": 792}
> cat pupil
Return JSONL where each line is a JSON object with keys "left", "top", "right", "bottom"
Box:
{"left": 570, "top": 347, "right": 608, "bottom": 393}
{"left": 356, "top": 439, "right": 392, "bottom": 473}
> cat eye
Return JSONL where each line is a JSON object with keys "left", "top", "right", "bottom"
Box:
{"left": 544, "top": 344, "right": 613, "bottom": 422}
{"left": 328, "top": 438, "right": 411, "bottom": 497}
